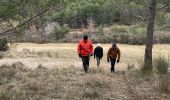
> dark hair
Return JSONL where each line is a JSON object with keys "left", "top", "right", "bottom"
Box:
{"left": 83, "top": 35, "right": 88, "bottom": 40}
{"left": 112, "top": 42, "right": 117, "bottom": 48}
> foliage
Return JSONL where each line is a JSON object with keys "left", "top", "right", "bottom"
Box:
{"left": 0, "top": 0, "right": 20, "bottom": 19}
{"left": 111, "top": 25, "right": 129, "bottom": 33}
{"left": 0, "top": 0, "right": 170, "bottom": 43}
{"left": 139, "top": 61, "right": 153, "bottom": 75}
{"left": 130, "top": 27, "right": 146, "bottom": 34}
{"left": 0, "top": 38, "right": 8, "bottom": 51}
{"left": 0, "top": 0, "right": 169, "bottom": 27}
{"left": 53, "top": 24, "right": 69, "bottom": 40}
{"left": 155, "top": 56, "right": 169, "bottom": 75}
{"left": 154, "top": 56, "right": 169, "bottom": 92}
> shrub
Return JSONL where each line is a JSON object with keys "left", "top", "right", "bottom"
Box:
{"left": 96, "top": 25, "right": 103, "bottom": 33}
{"left": 155, "top": 12, "right": 167, "bottom": 26}
{"left": 119, "top": 34, "right": 129, "bottom": 44}
{"left": 98, "top": 35, "right": 113, "bottom": 43}
{"left": 154, "top": 56, "right": 169, "bottom": 92}
{"left": 154, "top": 33, "right": 170, "bottom": 44}
{"left": 155, "top": 56, "right": 169, "bottom": 75}
{"left": 0, "top": 38, "right": 8, "bottom": 51}
{"left": 130, "top": 27, "right": 146, "bottom": 34}
{"left": 162, "top": 36, "right": 170, "bottom": 43}
{"left": 53, "top": 24, "right": 69, "bottom": 40}
{"left": 111, "top": 25, "right": 129, "bottom": 33}
{"left": 0, "top": 64, "right": 17, "bottom": 84}
{"left": 139, "top": 61, "right": 153, "bottom": 75}
{"left": 165, "top": 13, "right": 170, "bottom": 25}
{"left": 90, "top": 35, "right": 100, "bottom": 43}
{"left": 128, "top": 34, "right": 146, "bottom": 45}
{"left": 0, "top": 89, "right": 23, "bottom": 100}
{"left": 62, "top": 25, "right": 170, "bottom": 44}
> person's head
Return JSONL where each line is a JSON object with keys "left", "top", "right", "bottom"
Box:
{"left": 112, "top": 42, "right": 117, "bottom": 48}
{"left": 83, "top": 35, "right": 88, "bottom": 43}
{"left": 97, "top": 43, "right": 101, "bottom": 47}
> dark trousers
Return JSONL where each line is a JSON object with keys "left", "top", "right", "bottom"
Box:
{"left": 82, "top": 56, "right": 90, "bottom": 72}
{"left": 110, "top": 58, "right": 116, "bottom": 73}
{"left": 96, "top": 57, "right": 101, "bottom": 67}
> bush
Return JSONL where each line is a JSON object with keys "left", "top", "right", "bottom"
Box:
{"left": 155, "top": 56, "right": 169, "bottom": 75}
{"left": 118, "top": 34, "right": 129, "bottom": 44}
{"left": 90, "top": 35, "right": 100, "bottom": 43}
{"left": 60, "top": 25, "right": 170, "bottom": 44}
{"left": 128, "top": 34, "right": 146, "bottom": 45}
{"left": 154, "top": 33, "right": 170, "bottom": 44}
{"left": 0, "top": 64, "right": 17, "bottom": 84}
{"left": 165, "top": 13, "right": 170, "bottom": 26}
{"left": 53, "top": 24, "right": 69, "bottom": 40}
{"left": 138, "top": 59, "right": 153, "bottom": 76}
{"left": 111, "top": 25, "right": 129, "bottom": 33}
{"left": 0, "top": 38, "right": 8, "bottom": 51}
{"left": 96, "top": 25, "right": 103, "bottom": 33}
{"left": 161, "top": 36, "right": 170, "bottom": 43}
{"left": 130, "top": 27, "right": 146, "bottom": 34}
{"left": 155, "top": 12, "right": 167, "bottom": 26}
{"left": 140, "top": 63, "right": 153, "bottom": 75}
{"left": 154, "top": 56, "right": 169, "bottom": 92}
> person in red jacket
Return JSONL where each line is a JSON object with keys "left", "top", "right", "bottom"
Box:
{"left": 77, "top": 35, "right": 93, "bottom": 73}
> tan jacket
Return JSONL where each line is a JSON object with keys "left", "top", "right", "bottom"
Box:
{"left": 107, "top": 47, "right": 121, "bottom": 60}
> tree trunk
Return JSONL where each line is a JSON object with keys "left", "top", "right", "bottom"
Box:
{"left": 145, "top": 0, "right": 156, "bottom": 66}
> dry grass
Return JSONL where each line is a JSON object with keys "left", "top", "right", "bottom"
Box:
{"left": 0, "top": 63, "right": 169, "bottom": 100}
{"left": 0, "top": 43, "right": 170, "bottom": 99}
{"left": 2, "top": 43, "right": 170, "bottom": 70}
{"left": 154, "top": 56, "right": 170, "bottom": 93}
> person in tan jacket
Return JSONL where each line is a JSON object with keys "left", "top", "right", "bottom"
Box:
{"left": 107, "top": 42, "right": 121, "bottom": 73}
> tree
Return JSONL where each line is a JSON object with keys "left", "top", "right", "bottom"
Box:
{"left": 144, "top": 0, "right": 157, "bottom": 69}
{"left": 0, "top": 0, "right": 65, "bottom": 37}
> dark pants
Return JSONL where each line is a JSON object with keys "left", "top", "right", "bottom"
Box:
{"left": 96, "top": 57, "right": 101, "bottom": 67}
{"left": 82, "top": 56, "right": 90, "bottom": 72}
{"left": 110, "top": 58, "right": 116, "bottom": 73}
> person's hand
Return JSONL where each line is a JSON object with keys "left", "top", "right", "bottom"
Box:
{"left": 107, "top": 59, "right": 110, "bottom": 62}
{"left": 79, "top": 54, "right": 82, "bottom": 58}
{"left": 117, "top": 60, "right": 119, "bottom": 63}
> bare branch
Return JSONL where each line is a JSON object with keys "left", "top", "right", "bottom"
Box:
{"left": 156, "top": 3, "right": 170, "bottom": 12}
{"left": 0, "top": 9, "right": 49, "bottom": 36}
{"left": 112, "top": 0, "right": 148, "bottom": 25}
{"left": 0, "top": 0, "right": 65, "bottom": 37}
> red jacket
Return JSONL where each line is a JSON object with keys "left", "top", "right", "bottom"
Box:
{"left": 77, "top": 39, "right": 93, "bottom": 56}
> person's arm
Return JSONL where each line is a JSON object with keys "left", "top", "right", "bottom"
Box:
{"left": 77, "top": 42, "right": 81, "bottom": 56}
{"left": 90, "top": 43, "right": 94, "bottom": 55}
{"left": 94, "top": 48, "right": 96, "bottom": 58}
{"left": 101, "top": 47, "right": 103, "bottom": 58}
{"left": 117, "top": 48, "right": 121, "bottom": 62}
{"left": 107, "top": 48, "right": 111, "bottom": 61}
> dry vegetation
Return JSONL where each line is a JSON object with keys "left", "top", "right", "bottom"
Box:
{"left": 0, "top": 63, "right": 169, "bottom": 100}
{"left": 0, "top": 43, "right": 170, "bottom": 100}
